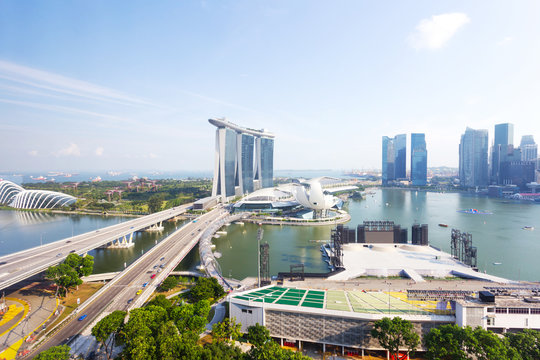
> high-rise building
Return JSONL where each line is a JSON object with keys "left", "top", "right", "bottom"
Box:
{"left": 394, "top": 134, "right": 407, "bottom": 180}
{"left": 491, "top": 123, "right": 514, "bottom": 184}
{"left": 459, "top": 127, "right": 489, "bottom": 187}
{"left": 209, "top": 118, "right": 275, "bottom": 199}
{"left": 520, "top": 135, "right": 538, "bottom": 163}
{"left": 411, "top": 133, "right": 427, "bottom": 186}
{"left": 382, "top": 134, "right": 406, "bottom": 186}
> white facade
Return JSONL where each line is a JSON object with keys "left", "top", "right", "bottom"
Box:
{"left": 0, "top": 180, "right": 76, "bottom": 209}
{"left": 456, "top": 298, "right": 540, "bottom": 332}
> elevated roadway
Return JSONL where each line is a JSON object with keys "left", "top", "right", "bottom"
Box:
{"left": 26, "top": 207, "right": 228, "bottom": 359}
{"left": 0, "top": 204, "right": 192, "bottom": 291}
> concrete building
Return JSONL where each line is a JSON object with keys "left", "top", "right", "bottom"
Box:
{"left": 459, "top": 128, "right": 489, "bottom": 187}
{"left": 411, "top": 133, "right": 427, "bottom": 186}
{"left": 209, "top": 118, "right": 274, "bottom": 200}
{"left": 382, "top": 134, "right": 406, "bottom": 186}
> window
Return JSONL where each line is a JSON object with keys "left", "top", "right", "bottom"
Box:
{"left": 487, "top": 307, "right": 495, "bottom": 313}
{"left": 495, "top": 307, "right": 507, "bottom": 314}
{"left": 508, "top": 308, "right": 529, "bottom": 314}
{"left": 487, "top": 318, "right": 495, "bottom": 326}
{"left": 530, "top": 308, "right": 540, "bottom": 314}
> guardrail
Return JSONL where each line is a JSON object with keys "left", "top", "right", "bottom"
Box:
{"left": 0, "top": 205, "right": 192, "bottom": 290}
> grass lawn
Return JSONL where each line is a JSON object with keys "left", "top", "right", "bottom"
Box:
{"left": 43, "top": 283, "right": 104, "bottom": 333}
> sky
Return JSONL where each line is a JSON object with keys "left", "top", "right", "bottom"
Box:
{"left": 1, "top": 1, "right": 539, "bottom": 172}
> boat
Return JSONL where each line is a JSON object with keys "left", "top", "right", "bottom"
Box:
{"left": 438, "top": 223, "right": 448, "bottom": 228}
{"left": 523, "top": 226, "right": 535, "bottom": 231}
{"left": 493, "top": 262, "right": 502, "bottom": 265}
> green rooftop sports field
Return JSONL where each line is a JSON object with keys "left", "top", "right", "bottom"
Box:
{"left": 233, "top": 286, "right": 453, "bottom": 315}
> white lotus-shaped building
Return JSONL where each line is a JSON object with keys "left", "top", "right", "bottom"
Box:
{"left": 290, "top": 177, "right": 340, "bottom": 210}
{"left": 0, "top": 180, "right": 76, "bottom": 209}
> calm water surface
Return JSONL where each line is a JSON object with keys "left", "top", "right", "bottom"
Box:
{"left": 1, "top": 189, "right": 539, "bottom": 281}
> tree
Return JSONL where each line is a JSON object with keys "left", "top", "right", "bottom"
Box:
{"left": 160, "top": 276, "right": 179, "bottom": 291}
{"left": 371, "top": 317, "right": 420, "bottom": 359}
{"left": 212, "top": 317, "right": 241, "bottom": 344}
{"left": 148, "top": 194, "right": 165, "bottom": 213}
{"left": 506, "top": 329, "right": 540, "bottom": 360}
{"left": 247, "top": 323, "right": 270, "bottom": 347}
{"left": 424, "top": 324, "right": 476, "bottom": 360}
{"left": 246, "top": 339, "right": 311, "bottom": 360}
{"left": 201, "top": 342, "right": 245, "bottom": 360}
{"left": 472, "top": 326, "right": 521, "bottom": 360}
{"left": 91, "top": 310, "right": 127, "bottom": 360}
{"left": 34, "top": 345, "right": 71, "bottom": 360}
{"left": 46, "top": 254, "right": 94, "bottom": 296}
{"left": 190, "top": 277, "right": 225, "bottom": 302}
{"left": 147, "top": 294, "right": 172, "bottom": 309}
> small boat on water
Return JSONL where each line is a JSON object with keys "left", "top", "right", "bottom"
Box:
{"left": 493, "top": 262, "right": 502, "bottom": 265}
{"left": 523, "top": 226, "right": 535, "bottom": 231}
{"left": 438, "top": 223, "right": 448, "bottom": 228}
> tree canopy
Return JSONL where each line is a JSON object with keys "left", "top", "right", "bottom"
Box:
{"left": 35, "top": 345, "right": 71, "bottom": 360}
{"left": 91, "top": 310, "right": 127, "bottom": 360}
{"left": 505, "top": 329, "right": 540, "bottom": 360}
{"left": 46, "top": 253, "right": 94, "bottom": 296}
{"left": 190, "top": 276, "right": 225, "bottom": 302}
{"left": 371, "top": 317, "right": 420, "bottom": 359}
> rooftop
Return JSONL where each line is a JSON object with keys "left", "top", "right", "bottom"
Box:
{"left": 232, "top": 286, "right": 455, "bottom": 316}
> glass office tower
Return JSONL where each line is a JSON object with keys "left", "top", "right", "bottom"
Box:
{"left": 459, "top": 127, "right": 489, "bottom": 187}
{"left": 491, "top": 123, "right": 514, "bottom": 184}
{"left": 411, "top": 133, "right": 427, "bottom": 186}
{"left": 260, "top": 138, "right": 274, "bottom": 188}
{"left": 382, "top": 134, "right": 406, "bottom": 186}
{"left": 394, "top": 134, "right": 407, "bottom": 180}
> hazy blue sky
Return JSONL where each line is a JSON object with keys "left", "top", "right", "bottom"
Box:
{"left": 1, "top": 1, "right": 539, "bottom": 172}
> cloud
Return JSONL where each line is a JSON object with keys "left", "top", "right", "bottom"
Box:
{"left": 57, "top": 143, "right": 81, "bottom": 157}
{"left": 28, "top": 150, "right": 38, "bottom": 156}
{"left": 497, "top": 36, "right": 513, "bottom": 46}
{"left": 408, "top": 13, "right": 470, "bottom": 50}
{"left": 95, "top": 147, "right": 105, "bottom": 156}
{"left": 0, "top": 59, "right": 156, "bottom": 107}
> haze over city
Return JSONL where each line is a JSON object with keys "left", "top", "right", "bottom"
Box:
{"left": 1, "top": 1, "right": 540, "bottom": 171}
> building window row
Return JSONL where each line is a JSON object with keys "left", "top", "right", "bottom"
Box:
{"left": 491, "top": 307, "right": 540, "bottom": 314}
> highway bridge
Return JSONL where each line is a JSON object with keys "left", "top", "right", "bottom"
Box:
{"left": 0, "top": 204, "right": 193, "bottom": 291}
{"left": 26, "top": 206, "right": 228, "bottom": 358}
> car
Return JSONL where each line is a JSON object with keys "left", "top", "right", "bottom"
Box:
{"left": 66, "top": 240, "right": 72, "bottom": 243}
{"left": 142, "top": 282, "right": 148, "bottom": 288}
{"left": 157, "top": 268, "right": 162, "bottom": 273}
{"left": 130, "top": 226, "right": 134, "bottom": 229}
{"left": 198, "top": 229, "right": 201, "bottom": 232}
{"left": 153, "top": 265, "right": 158, "bottom": 269}
{"left": 69, "top": 250, "right": 76, "bottom": 253}
{"left": 159, "top": 264, "right": 164, "bottom": 269}
{"left": 127, "top": 298, "right": 133, "bottom": 304}
{"left": 160, "top": 257, "right": 165, "bottom": 261}
{"left": 192, "top": 220, "right": 197, "bottom": 223}
{"left": 136, "top": 290, "right": 142, "bottom": 295}
{"left": 191, "top": 233, "right": 194, "bottom": 235}
{"left": 56, "top": 253, "right": 62, "bottom": 257}
{"left": 78, "top": 314, "right": 87, "bottom": 321}
{"left": 150, "top": 274, "right": 156, "bottom": 279}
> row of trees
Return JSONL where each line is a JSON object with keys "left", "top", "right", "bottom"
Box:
{"left": 371, "top": 316, "right": 540, "bottom": 360}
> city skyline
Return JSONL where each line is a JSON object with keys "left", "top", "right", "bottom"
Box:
{"left": 1, "top": 1, "right": 540, "bottom": 172}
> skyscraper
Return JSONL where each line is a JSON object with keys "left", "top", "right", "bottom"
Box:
{"left": 459, "top": 128, "right": 489, "bottom": 187}
{"left": 411, "top": 133, "right": 427, "bottom": 186}
{"left": 209, "top": 118, "right": 275, "bottom": 199}
{"left": 394, "top": 134, "right": 407, "bottom": 180}
{"left": 382, "top": 134, "right": 406, "bottom": 186}
{"left": 520, "top": 135, "right": 538, "bottom": 163}
{"left": 491, "top": 123, "right": 514, "bottom": 184}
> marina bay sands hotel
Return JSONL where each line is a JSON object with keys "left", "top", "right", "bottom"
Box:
{"left": 209, "top": 118, "right": 275, "bottom": 200}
